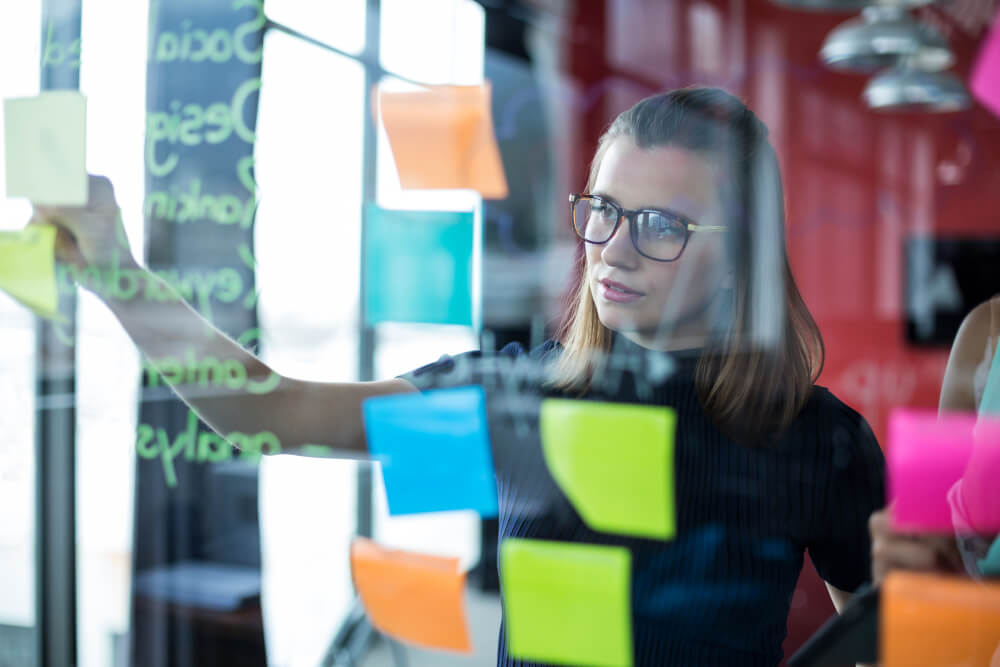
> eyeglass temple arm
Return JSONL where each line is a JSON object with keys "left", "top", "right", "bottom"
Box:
{"left": 687, "top": 223, "right": 727, "bottom": 232}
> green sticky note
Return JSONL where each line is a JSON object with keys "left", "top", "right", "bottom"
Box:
{"left": 0, "top": 224, "right": 62, "bottom": 320}
{"left": 4, "top": 91, "right": 87, "bottom": 205}
{"left": 539, "top": 399, "right": 676, "bottom": 540}
{"left": 364, "top": 205, "right": 474, "bottom": 326}
{"left": 500, "top": 538, "right": 633, "bottom": 667}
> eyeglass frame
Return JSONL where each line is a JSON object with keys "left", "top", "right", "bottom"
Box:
{"left": 569, "top": 193, "right": 728, "bottom": 262}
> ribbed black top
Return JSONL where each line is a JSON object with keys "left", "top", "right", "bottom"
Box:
{"left": 401, "top": 335, "right": 886, "bottom": 667}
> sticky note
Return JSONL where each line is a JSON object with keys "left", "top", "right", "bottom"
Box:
{"left": 4, "top": 91, "right": 87, "bottom": 205}
{"left": 378, "top": 83, "right": 508, "bottom": 199}
{"left": 364, "top": 205, "right": 473, "bottom": 326}
{"left": 971, "top": 11, "right": 1000, "bottom": 119}
{"left": 0, "top": 224, "right": 62, "bottom": 320}
{"left": 539, "top": 399, "right": 676, "bottom": 540}
{"left": 362, "top": 385, "right": 498, "bottom": 517}
{"left": 350, "top": 537, "right": 472, "bottom": 652}
{"left": 882, "top": 571, "right": 1000, "bottom": 667}
{"left": 500, "top": 538, "right": 633, "bottom": 667}
{"left": 888, "top": 409, "right": 1000, "bottom": 533}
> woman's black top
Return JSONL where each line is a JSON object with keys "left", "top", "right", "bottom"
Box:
{"left": 399, "top": 334, "right": 886, "bottom": 667}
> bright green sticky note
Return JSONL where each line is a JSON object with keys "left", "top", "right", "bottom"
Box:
{"left": 539, "top": 399, "right": 676, "bottom": 540}
{"left": 3, "top": 91, "right": 87, "bottom": 205}
{"left": 364, "top": 205, "right": 474, "bottom": 326}
{"left": 500, "top": 538, "right": 633, "bottom": 667}
{"left": 0, "top": 224, "right": 62, "bottom": 320}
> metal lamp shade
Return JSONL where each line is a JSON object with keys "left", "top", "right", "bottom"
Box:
{"left": 821, "top": 6, "right": 954, "bottom": 72}
{"left": 772, "top": 0, "right": 933, "bottom": 13}
{"left": 863, "top": 65, "right": 972, "bottom": 111}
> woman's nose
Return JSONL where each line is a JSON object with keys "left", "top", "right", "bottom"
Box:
{"left": 601, "top": 215, "right": 640, "bottom": 267}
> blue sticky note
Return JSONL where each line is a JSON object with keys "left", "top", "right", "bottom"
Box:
{"left": 363, "top": 385, "right": 498, "bottom": 517}
{"left": 364, "top": 205, "right": 474, "bottom": 326}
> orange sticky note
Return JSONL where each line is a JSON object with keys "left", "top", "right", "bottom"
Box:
{"left": 882, "top": 571, "right": 1000, "bottom": 666}
{"left": 349, "top": 537, "right": 472, "bottom": 653}
{"left": 378, "top": 83, "right": 508, "bottom": 199}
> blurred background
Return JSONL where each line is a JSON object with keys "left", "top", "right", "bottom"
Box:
{"left": 1, "top": 0, "right": 998, "bottom": 665}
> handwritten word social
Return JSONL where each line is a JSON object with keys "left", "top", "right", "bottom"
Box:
{"left": 149, "top": 0, "right": 264, "bottom": 65}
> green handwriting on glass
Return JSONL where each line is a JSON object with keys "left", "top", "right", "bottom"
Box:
{"left": 149, "top": 0, "right": 264, "bottom": 65}
{"left": 41, "top": 21, "right": 81, "bottom": 69}
{"left": 145, "top": 77, "right": 260, "bottom": 177}
{"left": 145, "top": 156, "right": 256, "bottom": 227}
{"left": 135, "top": 409, "right": 280, "bottom": 487}
{"left": 57, "top": 244, "right": 259, "bottom": 319}
{"left": 145, "top": 348, "right": 279, "bottom": 395}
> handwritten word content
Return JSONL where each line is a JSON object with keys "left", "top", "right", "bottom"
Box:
{"left": 144, "top": 348, "right": 279, "bottom": 395}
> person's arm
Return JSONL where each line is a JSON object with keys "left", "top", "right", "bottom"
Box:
{"left": 35, "top": 175, "right": 416, "bottom": 455}
{"left": 939, "top": 298, "right": 994, "bottom": 413}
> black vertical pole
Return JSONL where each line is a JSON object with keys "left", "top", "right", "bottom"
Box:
{"left": 35, "top": 0, "right": 82, "bottom": 665}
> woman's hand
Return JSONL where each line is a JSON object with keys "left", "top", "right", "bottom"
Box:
{"left": 869, "top": 508, "right": 964, "bottom": 583}
{"left": 30, "top": 174, "right": 139, "bottom": 277}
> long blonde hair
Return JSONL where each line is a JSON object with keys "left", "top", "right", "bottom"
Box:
{"left": 547, "top": 87, "right": 824, "bottom": 445}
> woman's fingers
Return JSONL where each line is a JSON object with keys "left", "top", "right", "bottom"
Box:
{"left": 870, "top": 508, "right": 965, "bottom": 583}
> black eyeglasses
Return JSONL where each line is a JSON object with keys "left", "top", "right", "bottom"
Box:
{"left": 569, "top": 193, "right": 727, "bottom": 262}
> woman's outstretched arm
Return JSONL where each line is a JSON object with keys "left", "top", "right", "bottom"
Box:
{"left": 36, "top": 175, "right": 416, "bottom": 455}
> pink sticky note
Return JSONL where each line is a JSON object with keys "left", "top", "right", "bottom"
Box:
{"left": 888, "top": 409, "right": 1000, "bottom": 533}
{"left": 971, "top": 10, "right": 1000, "bottom": 119}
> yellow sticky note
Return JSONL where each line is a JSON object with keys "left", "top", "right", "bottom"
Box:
{"left": 4, "top": 91, "right": 87, "bottom": 205}
{"left": 0, "top": 224, "right": 62, "bottom": 320}
{"left": 500, "top": 538, "right": 633, "bottom": 667}
{"left": 378, "top": 83, "right": 508, "bottom": 199}
{"left": 539, "top": 399, "right": 676, "bottom": 540}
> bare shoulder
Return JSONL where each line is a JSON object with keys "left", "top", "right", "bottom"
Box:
{"left": 939, "top": 295, "right": 1000, "bottom": 412}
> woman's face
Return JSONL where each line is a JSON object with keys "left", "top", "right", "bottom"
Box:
{"left": 585, "top": 137, "right": 733, "bottom": 350}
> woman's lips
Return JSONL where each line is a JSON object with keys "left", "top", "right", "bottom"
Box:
{"left": 599, "top": 279, "right": 644, "bottom": 303}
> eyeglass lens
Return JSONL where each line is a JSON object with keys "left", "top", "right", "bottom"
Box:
{"left": 573, "top": 196, "right": 687, "bottom": 261}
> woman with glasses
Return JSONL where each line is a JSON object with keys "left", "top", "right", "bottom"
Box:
{"left": 35, "top": 86, "right": 885, "bottom": 666}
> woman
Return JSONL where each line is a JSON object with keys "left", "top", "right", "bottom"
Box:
{"left": 38, "top": 87, "right": 884, "bottom": 666}
{"left": 870, "top": 293, "right": 1000, "bottom": 583}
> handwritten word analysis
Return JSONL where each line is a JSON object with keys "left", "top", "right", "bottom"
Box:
{"left": 135, "top": 408, "right": 280, "bottom": 487}
{"left": 144, "top": 348, "right": 279, "bottom": 395}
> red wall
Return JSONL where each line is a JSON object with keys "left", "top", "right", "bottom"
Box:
{"left": 559, "top": 0, "right": 999, "bottom": 660}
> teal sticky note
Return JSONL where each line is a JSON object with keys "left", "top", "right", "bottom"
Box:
{"left": 364, "top": 205, "right": 474, "bottom": 326}
{"left": 539, "top": 399, "right": 676, "bottom": 540}
{"left": 500, "top": 538, "right": 633, "bottom": 667}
